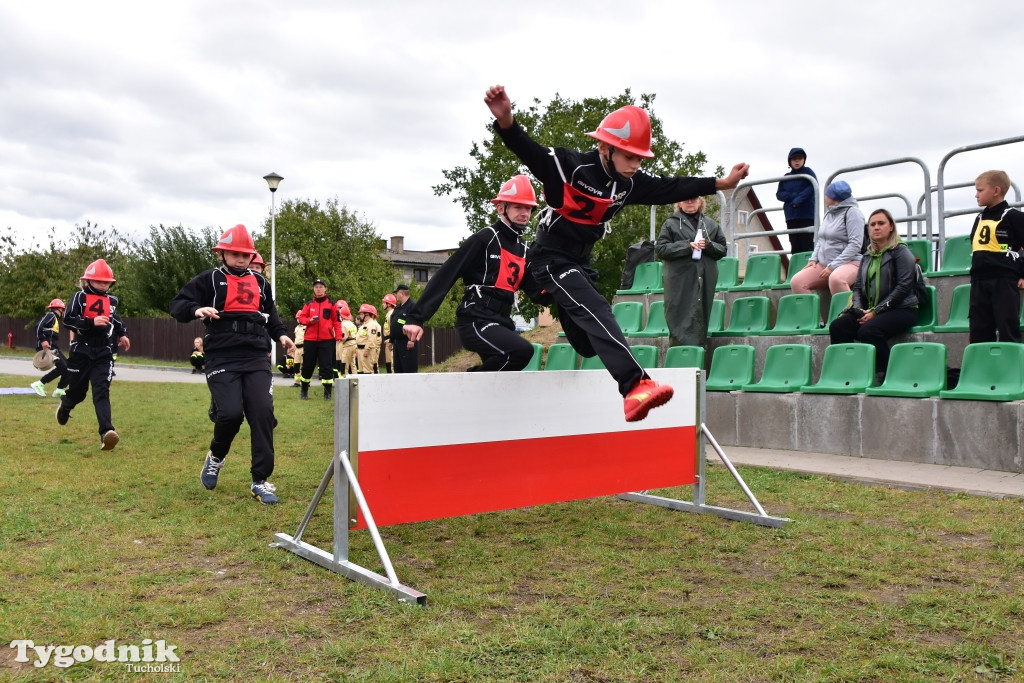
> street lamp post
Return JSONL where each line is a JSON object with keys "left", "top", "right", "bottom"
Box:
{"left": 263, "top": 172, "right": 283, "bottom": 365}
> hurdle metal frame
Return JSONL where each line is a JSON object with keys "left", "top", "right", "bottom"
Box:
{"left": 273, "top": 371, "right": 789, "bottom": 605}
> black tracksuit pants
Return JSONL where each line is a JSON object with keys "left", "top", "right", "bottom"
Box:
{"left": 829, "top": 307, "right": 918, "bottom": 372}
{"left": 530, "top": 245, "right": 647, "bottom": 396}
{"left": 969, "top": 277, "right": 1022, "bottom": 343}
{"left": 206, "top": 355, "right": 277, "bottom": 482}
{"left": 457, "top": 318, "right": 534, "bottom": 372}
{"left": 61, "top": 345, "right": 115, "bottom": 436}
{"left": 300, "top": 339, "right": 336, "bottom": 384}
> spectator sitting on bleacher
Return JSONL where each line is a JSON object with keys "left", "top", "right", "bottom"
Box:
{"left": 829, "top": 209, "right": 918, "bottom": 384}
{"left": 790, "top": 180, "right": 863, "bottom": 297}
{"left": 656, "top": 196, "right": 727, "bottom": 347}
{"left": 968, "top": 170, "right": 1024, "bottom": 344}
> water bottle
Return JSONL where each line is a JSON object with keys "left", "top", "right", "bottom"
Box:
{"left": 692, "top": 228, "right": 703, "bottom": 260}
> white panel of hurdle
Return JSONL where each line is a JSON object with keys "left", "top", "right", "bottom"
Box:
{"left": 273, "top": 368, "right": 789, "bottom": 604}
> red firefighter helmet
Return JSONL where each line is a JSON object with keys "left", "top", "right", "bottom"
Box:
{"left": 358, "top": 303, "right": 378, "bottom": 317}
{"left": 48, "top": 298, "right": 66, "bottom": 310}
{"left": 382, "top": 293, "right": 397, "bottom": 307}
{"left": 491, "top": 174, "right": 539, "bottom": 207}
{"left": 212, "top": 224, "right": 257, "bottom": 255}
{"left": 339, "top": 300, "right": 352, "bottom": 320}
{"left": 251, "top": 251, "right": 265, "bottom": 268}
{"left": 585, "top": 105, "right": 654, "bottom": 158}
{"left": 81, "top": 259, "right": 116, "bottom": 282}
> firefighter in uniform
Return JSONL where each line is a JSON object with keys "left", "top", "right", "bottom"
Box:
{"left": 296, "top": 278, "right": 342, "bottom": 400}
{"left": 485, "top": 85, "right": 749, "bottom": 421}
{"left": 355, "top": 304, "right": 382, "bottom": 374}
{"left": 57, "top": 259, "right": 130, "bottom": 450}
{"left": 381, "top": 293, "right": 396, "bottom": 373}
{"left": 339, "top": 302, "right": 359, "bottom": 376}
{"left": 403, "top": 175, "right": 544, "bottom": 372}
{"left": 31, "top": 298, "right": 70, "bottom": 397}
{"left": 170, "top": 224, "right": 295, "bottom": 505}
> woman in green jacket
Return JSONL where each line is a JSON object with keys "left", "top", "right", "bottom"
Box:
{"left": 655, "top": 197, "right": 728, "bottom": 347}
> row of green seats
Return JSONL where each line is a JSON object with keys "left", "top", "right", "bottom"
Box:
{"left": 532, "top": 343, "right": 705, "bottom": 372}
{"left": 704, "top": 341, "right": 1024, "bottom": 401}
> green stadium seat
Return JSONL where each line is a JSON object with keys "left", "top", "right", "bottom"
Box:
{"left": 705, "top": 344, "right": 756, "bottom": 391}
{"left": 707, "top": 299, "right": 726, "bottom": 335}
{"left": 628, "top": 300, "right": 670, "bottom": 338}
{"left": 801, "top": 343, "right": 876, "bottom": 394}
{"left": 933, "top": 283, "right": 970, "bottom": 333}
{"left": 732, "top": 254, "right": 783, "bottom": 291}
{"left": 939, "top": 343, "right": 1024, "bottom": 401}
{"left": 523, "top": 343, "right": 543, "bottom": 371}
{"left": 716, "top": 257, "right": 739, "bottom": 291}
{"left": 543, "top": 343, "right": 579, "bottom": 371}
{"left": 773, "top": 251, "right": 813, "bottom": 289}
{"left": 904, "top": 239, "right": 933, "bottom": 273}
{"left": 865, "top": 342, "right": 947, "bottom": 397}
{"left": 761, "top": 293, "right": 820, "bottom": 335}
{"left": 612, "top": 301, "right": 644, "bottom": 335}
{"left": 742, "top": 344, "right": 813, "bottom": 393}
{"left": 663, "top": 345, "right": 705, "bottom": 369}
{"left": 810, "top": 291, "right": 851, "bottom": 335}
{"left": 927, "top": 235, "right": 971, "bottom": 277}
{"left": 630, "top": 345, "right": 659, "bottom": 369}
{"left": 714, "top": 296, "right": 770, "bottom": 337}
{"left": 908, "top": 285, "right": 937, "bottom": 333}
{"left": 616, "top": 261, "right": 662, "bottom": 294}
{"left": 579, "top": 354, "right": 606, "bottom": 370}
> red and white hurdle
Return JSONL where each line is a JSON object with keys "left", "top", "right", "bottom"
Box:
{"left": 273, "top": 368, "right": 788, "bottom": 604}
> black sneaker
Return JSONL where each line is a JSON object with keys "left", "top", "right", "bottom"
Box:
{"left": 201, "top": 452, "right": 224, "bottom": 490}
{"left": 56, "top": 404, "right": 71, "bottom": 426}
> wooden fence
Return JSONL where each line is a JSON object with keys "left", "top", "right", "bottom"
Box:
{"left": 1, "top": 316, "right": 463, "bottom": 367}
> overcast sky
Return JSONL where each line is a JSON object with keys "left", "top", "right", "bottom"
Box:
{"left": 3, "top": 0, "right": 1023, "bottom": 254}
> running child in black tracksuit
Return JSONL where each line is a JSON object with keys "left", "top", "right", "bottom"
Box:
{"left": 484, "top": 85, "right": 750, "bottom": 421}
{"left": 403, "top": 175, "right": 546, "bottom": 372}
{"left": 31, "top": 298, "right": 69, "bottom": 398}
{"left": 57, "top": 259, "right": 130, "bottom": 450}
{"left": 170, "top": 224, "right": 296, "bottom": 505}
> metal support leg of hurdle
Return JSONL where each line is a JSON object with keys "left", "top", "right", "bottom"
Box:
{"left": 272, "top": 379, "right": 427, "bottom": 605}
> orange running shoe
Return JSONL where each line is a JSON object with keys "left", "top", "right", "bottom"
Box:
{"left": 623, "top": 378, "right": 674, "bottom": 422}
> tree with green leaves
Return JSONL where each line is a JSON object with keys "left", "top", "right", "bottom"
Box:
{"left": 434, "top": 89, "right": 721, "bottom": 311}
{"left": 121, "top": 224, "right": 221, "bottom": 316}
{"left": 257, "top": 197, "right": 395, "bottom": 320}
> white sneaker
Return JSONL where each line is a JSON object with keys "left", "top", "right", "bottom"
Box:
{"left": 52, "top": 388, "right": 66, "bottom": 398}
{"left": 30, "top": 381, "right": 45, "bottom": 396}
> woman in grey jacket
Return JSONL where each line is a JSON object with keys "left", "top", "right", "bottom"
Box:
{"left": 791, "top": 180, "right": 863, "bottom": 295}
{"left": 829, "top": 208, "right": 919, "bottom": 380}
{"left": 655, "top": 197, "right": 728, "bottom": 347}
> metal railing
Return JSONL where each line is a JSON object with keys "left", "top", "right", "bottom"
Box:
{"left": 727, "top": 174, "right": 820, "bottom": 257}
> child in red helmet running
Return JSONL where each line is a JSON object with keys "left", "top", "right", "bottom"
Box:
{"left": 484, "top": 85, "right": 750, "bottom": 421}
{"left": 57, "top": 259, "right": 130, "bottom": 449}
{"left": 403, "top": 175, "right": 547, "bottom": 371}
{"left": 170, "top": 224, "right": 296, "bottom": 505}
{"left": 31, "top": 298, "right": 70, "bottom": 397}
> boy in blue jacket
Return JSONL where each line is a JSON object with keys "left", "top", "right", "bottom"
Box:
{"left": 776, "top": 147, "right": 817, "bottom": 255}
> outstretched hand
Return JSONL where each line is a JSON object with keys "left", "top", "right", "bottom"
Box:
{"left": 484, "top": 85, "right": 514, "bottom": 129}
{"left": 403, "top": 323, "right": 424, "bottom": 343}
{"left": 715, "top": 163, "right": 751, "bottom": 190}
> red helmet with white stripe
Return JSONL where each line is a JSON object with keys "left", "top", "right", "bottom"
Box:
{"left": 48, "top": 298, "right": 66, "bottom": 310}
{"left": 491, "top": 174, "right": 538, "bottom": 207}
{"left": 339, "top": 300, "right": 352, "bottom": 320}
{"left": 212, "top": 224, "right": 257, "bottom": 255}
{"left": 382, "top": 293, "right": 397, "bottom": 307}
{"left": 82, "top": 259, "right": 116, "bottom": 282}
{"left": 585, "top": 105, "right": 654, "bottom": 158}
{"left": 358, "top": 303, "right": 377, "bottom": 317}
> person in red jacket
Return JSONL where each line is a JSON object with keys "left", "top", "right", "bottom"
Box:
{"left": 484, "top": 85, "right": 749, "bottom": 421}
{"left": 296, "top": 278, "right": 342, "bottom": 400}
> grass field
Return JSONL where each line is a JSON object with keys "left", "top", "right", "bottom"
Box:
{"left": 1, "top": 373, "right": 1022, "bottom": 682}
